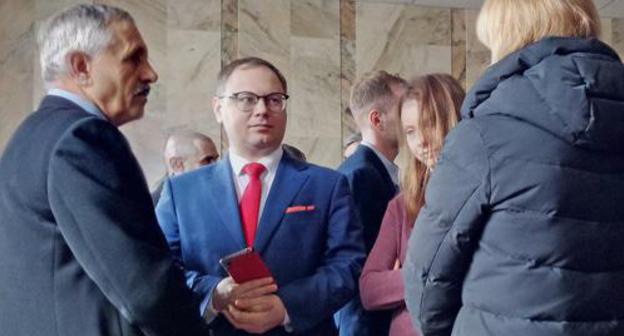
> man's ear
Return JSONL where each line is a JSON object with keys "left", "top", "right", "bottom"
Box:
{"left": 213, "top": 96, "right": 223, "bottom": 124}
{"left": 67, "top": 52, "right": 92, "bottom": 86}
{"left": 368, "top": 109, "right": 382, "bottom": 130}
{"left": 168, "top": 157, "right": 185, "bottom": 176}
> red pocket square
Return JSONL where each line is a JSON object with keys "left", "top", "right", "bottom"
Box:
{"left": 285, "top": 205, "right": 316, "bottom": 214}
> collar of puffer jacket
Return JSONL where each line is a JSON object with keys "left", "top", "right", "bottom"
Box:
{"left": 462, "top": 37, "right": 624, "bottom": 154}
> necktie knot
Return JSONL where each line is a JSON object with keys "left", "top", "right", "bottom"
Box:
{"left": 243, "top": 162, "right": 266, "bottom": 179}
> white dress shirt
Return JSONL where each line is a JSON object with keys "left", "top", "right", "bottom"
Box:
{"left": 228, "top": 146, "right": 283, "bottom": 222}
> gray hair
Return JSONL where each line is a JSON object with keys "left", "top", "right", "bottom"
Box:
{"left": 37, "top": 4, "right": 134, "bottom": 87}
{"left": 164, "top": 130, "right": 215, "bottom": 159}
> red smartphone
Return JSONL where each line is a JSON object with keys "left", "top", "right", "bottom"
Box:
{"left": 219, "top": 247, "right": 273, "bottom": 283}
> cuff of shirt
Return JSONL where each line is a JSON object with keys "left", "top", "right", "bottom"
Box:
{"left": 283, "top": 311, "right": 293, "bottom": 333}
{"left": 201, "top": 292, "right": 219, "bottom": 323}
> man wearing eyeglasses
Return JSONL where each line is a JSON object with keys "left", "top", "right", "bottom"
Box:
{"left": 155, "top": 57, "right": 365, "bottom": 336}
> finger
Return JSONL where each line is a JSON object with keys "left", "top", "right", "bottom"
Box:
{"left": 234, "top": 296, "right": 273, "bottom": 310}
{"left": 238, "top": 277, "right": 275, "bottom": 291}
{"left": 231, "top": 278, "right": 276, "bottom": 298}
{"left": 224, "top": 310, "right": 263, "bottom": 334}
{"left": 237, "top": 284, "right": 278, "bottom": 299}
{"left": 235, "top": 301, "right": 272, "bottom": 312}
{"left": 222, "top": 310, "right": 250, "bottom": 330}
{"left": 227, "top": 304, "right": 264, "bottom": 325}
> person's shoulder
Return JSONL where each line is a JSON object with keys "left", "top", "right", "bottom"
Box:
{"left": 338, "top": 154, "right": 379, "bottom": 179}
{"left": 59, "top": 116, "right": 126, "bottom": 152}
{"left": 171, "top": 160, "right": 221, "bottom": 185}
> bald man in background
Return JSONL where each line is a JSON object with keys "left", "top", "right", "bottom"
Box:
{"left": 151, "top": 131, "right": 219, "bottom": 205}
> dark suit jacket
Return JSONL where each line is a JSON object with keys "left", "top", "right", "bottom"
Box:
{"left": 335, "top": 145, "right": 398, "bottom": 335}
{"left": 155, "top": 152, "right": 366, "bottom": 336}
{"left": 0, "top": 96, "right": 208, "bottom": 336}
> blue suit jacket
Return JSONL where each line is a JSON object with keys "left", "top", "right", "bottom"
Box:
{"left": 335, "top": 145, "right": 397, "bottom": 336}
{"left": 156, "top": 152, "right": 365, "bottom": 335}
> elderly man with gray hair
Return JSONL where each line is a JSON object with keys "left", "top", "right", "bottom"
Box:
{"left": 0, "top": 4, "right": 208, "bottom": 336}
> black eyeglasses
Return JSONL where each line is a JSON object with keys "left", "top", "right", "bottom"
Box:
{"left": 219, "top": 91, "right": 289, "bottom": 113}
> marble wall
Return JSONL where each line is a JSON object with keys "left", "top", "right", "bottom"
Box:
{"left": 1, "top": 0, "right": 624, "bottom": 188}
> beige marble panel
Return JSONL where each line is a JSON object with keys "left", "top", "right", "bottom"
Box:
{"left": 221, "top": 0, "right": 239, "bottom": 151}
{"left": 601, "top": 18, "right": 614, "bottom": 47}
{"left": 292, "top": 0, "right": 340, "bottom": 39}
{"left": 238, "top": 0, "right": 290, "bottom": 77}
{"left": 288, "top": 35, "right": 341, "bottom": 168}
{"left": 0, "top": 0, "right": 35, "bottom": 152}
{"left": 340, "top": 0, "right": 357, "bottom": 149}
{"left": 164, "top": 29, "right": 222, "bottom": 152}
{"left": 356, "top": 3, "right": 452, "bottom": 79}
{"left": 96, "top": 0, "right": 167, "bottom": 185}
{"left": 451, "top": 8, "right": 466, "bottom": 89}
{"left": 612, "top": 18, "right": 624, "bottom": 59}
{"left": 35, "top": 0, "right": 89, "bottom": 21}
{"left": 222, "top": 0, "right": 239, "bottom": 65}
{"left": 465, "top": 9, "right": 490, "bottom": 91}
{"left": 167, "top": 0, "right": 220, "bottom": 31}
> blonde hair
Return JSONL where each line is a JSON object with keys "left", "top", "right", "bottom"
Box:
{"left": 400, "top": 74, "right": 464, "bottom": 224}
{"left": 477, "top": 0, "right": 600, "bottom": 63}
{"left": 350, "top": 71, "right": 407, "bottom": 123}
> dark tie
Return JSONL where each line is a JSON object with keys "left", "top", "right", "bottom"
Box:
{"left": 240, "top": 162, "right": 266, "bottom": 247}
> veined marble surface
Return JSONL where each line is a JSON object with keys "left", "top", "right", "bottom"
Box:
{"left": 465, "top": 9, "right": 489, "bottom": 90}
{"left": 0, "top": 0, "right": 34, "bottom": 151}
{"left": 356, "top": 3, "right": 452, "bottom": 79}
{"left": 4, "top": 0, "right": 624, "bottom": 187}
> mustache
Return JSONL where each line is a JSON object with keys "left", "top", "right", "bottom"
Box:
{"left": 133, "top": 85, "right": 151, "bottom": 96}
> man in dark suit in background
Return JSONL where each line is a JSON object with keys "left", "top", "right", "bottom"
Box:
{"left": 151, "top": 130, "right": 219, "bottom": 205}
{"left": 335, "top": 71, "right": 407, "bottom": 336}
{"left": 0, "top": 5, "right": 208, "bottom": 336}
{"left": 156, "top": 57, "right": 365, "bottom": 335}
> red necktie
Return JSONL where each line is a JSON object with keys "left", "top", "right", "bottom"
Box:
{"left": 240, "top": 162, "right": 266, "bottom": 247}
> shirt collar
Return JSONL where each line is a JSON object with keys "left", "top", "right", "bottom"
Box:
{"left": 229, "top": 146, "right": 284, "bottom": 177}
{"left": 47, "top": 88, "right": 108, "bottom": 121}
{"left": 360, "top": 140, "right": 399, "bottom": 185}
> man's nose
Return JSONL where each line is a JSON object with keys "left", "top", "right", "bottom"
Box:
{"left": 252, "top": 97, "right": 269, "bottom": 115}
{"left": 143, "top": 60, "right": 158, "bottom": 83}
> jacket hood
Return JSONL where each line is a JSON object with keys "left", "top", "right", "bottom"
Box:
{"left": 462, "top": 37, "right": 624, "bottom": 154}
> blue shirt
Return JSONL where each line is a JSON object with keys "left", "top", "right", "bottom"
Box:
{"left": 48, "top": 89, "right": 108, "bottom": 121}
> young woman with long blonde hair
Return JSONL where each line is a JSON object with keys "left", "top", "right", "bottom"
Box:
{"left": 359, "top": 74, "right": 464, "bottom": 336}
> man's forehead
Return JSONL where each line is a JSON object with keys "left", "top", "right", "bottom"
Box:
{"left": 195, "top": 139, "right": 218, "bottom": 153}
{"left": 108, "top": 21, "right": 146, "bottom": 52}
{"left": 225, "top": 65, "right": 284, "bottom": 92}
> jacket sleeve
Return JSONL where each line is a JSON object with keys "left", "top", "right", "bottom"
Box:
{"left": 359, "top": 197, "right": 405, "bottom": 311}
{"left": 155, "top": 177, "right": 222, "bottom": 318}
{"left": 278, "top": 174, "right": 366, "bottom": 332}
{"left": 402, "top": 120, "right": 491, "bottom": 336}
{"left": 47, "top": 118, "right": 208, "bottom": 336}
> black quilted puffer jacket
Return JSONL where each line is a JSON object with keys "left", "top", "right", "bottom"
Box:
{"left": 403, "top": 37, "right": 624, "bottom": 336}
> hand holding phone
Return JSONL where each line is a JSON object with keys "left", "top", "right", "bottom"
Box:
{"left": 219, "top": 247, "right": 273, "bottom": 283}
{"left": 212, "top": 277, "right": 277, "bottom": 312}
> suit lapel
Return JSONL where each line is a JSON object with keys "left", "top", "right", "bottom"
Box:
{"left": 207, "top": 156, "right": 246, "bottom": 249}
{"left": 359, "top": 145, "right": 398, "bottom": 196}
{"left": 254, "top": 154, "right": 309, "bottom": 254}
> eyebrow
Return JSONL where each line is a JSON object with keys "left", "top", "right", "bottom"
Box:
{"left": 199, "top": 154, "right": 219, "bottom": 162}
{"left": 123, "top": 44, "right": 147, "bottom": 61}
